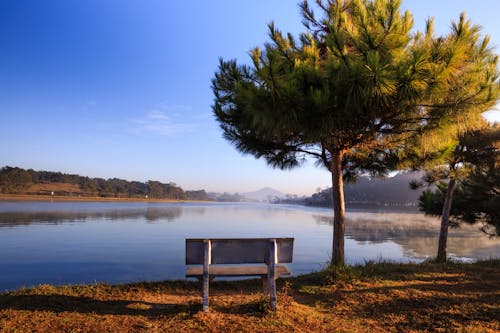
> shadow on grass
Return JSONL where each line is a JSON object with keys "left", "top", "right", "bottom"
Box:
{"left": 0, "top": 293, "right": 192, "bottom": 317}
{"left": 0, "top": 293, "right": 275, "bottom": 318}
{"left": 0, "top": 279, "right": 273, "bottom": 317}
{"left": 212, "top": 301, "right": 269, "bottom": 317}
{"left": 290, "top": 262, "right": 500, "bottom": 331}
{"left": 352, "top": 291, "right": 500, "bottom": 332}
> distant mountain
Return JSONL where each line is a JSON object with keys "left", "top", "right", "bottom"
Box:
{"left": 241, "top": 187, "right": 287, "bottom": 202}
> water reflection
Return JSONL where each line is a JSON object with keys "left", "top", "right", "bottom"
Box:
{"left": 313, "top": 213, "right": 499, "bottom": 260}
{"left": 314, "top": 213, "right": 441, "bottom": 242}
{"left": 0, "top": 207, "right": 186, "bottom": 226}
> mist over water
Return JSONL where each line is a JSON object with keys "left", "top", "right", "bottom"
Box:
{"left": 0, "top": 201, "right": 498, "bottom": 291}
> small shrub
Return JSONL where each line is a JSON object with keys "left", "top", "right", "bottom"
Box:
{"left": 323, "top": 264, "right": 359, "bottom": 286}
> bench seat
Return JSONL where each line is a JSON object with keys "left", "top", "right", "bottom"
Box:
{"left": 186, "top": 264, "right": 291, "bottom": 277}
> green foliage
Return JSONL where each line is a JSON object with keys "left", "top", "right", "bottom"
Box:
{"left": 392, "top": 12, "right": 500, "bottom": 171}
{"left": 419, "top": 180, "right": 499, "bottom": 235}
{"left": 461, "top": 167, "right": 500, "bottom": 235}
{"left": 0, "top": 166, "right": 33, "bottom": 193}
{"left": 323, "top": 264, "right": 359, "bottom": 285}
{"left": 418, "top": 185, "right": 447, "bottom": 216}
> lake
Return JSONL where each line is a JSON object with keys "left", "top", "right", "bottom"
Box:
{"left": 1, "top": 200, "right": 499, "bottom": 291}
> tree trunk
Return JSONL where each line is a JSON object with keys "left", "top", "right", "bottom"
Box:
{"left": 436, "top": 178, "right": 457, "bottom": 263}
{"left": 330, "top": 150, "right": 345, "bottom": 266}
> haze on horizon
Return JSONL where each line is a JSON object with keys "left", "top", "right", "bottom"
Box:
{"left": 1, "top": 0, "right": 499, "bottom": 196}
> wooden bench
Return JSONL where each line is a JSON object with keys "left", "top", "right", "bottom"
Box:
{"left": 185, "top": 238, "right": 294, "bottom": 312}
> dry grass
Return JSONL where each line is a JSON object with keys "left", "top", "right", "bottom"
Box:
{"left": 0, "top": 260, "right": 498, "bottom": 332}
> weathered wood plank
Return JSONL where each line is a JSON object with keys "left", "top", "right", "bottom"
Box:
{"left": 186, "top": 238, "right": 294, "bottom": 264}
{"left": 186, "top": 265, "right": 290, "bottom": 277}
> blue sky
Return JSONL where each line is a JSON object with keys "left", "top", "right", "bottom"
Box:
{"left": 1, "top": 0, "right": 499, "bottom": 195}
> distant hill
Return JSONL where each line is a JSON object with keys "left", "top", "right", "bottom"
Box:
{"left": 275, "top": 171, "right": 425, "bottom": 209}
{"left": 343, "top": 171, "right": 425, "bottom": 207}
{"left": 206, "top": 192, "right": 245, "bottom": 202}
{"left": 241, "top": 187, "right": 287, "bottom": 202}
{"left": 0, "top": 166, "right": 209, "bottom": 201}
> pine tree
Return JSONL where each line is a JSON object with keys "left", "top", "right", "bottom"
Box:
{"left": 417, "top": 125, "right": 500, "bottom": 247}
{"left": 212, "top": 0, "right": 499, "bottom": 266}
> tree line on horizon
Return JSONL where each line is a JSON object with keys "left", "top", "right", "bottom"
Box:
{"left": 0, "top": 166, "right": 209, "bottom": 201}
{"left": 274, "top": 171, "right": 425, "bottom": 209}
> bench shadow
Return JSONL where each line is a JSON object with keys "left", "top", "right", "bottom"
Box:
{"left": 0, "top": 278, "right": 288, "bottom": 317}
{"left": 0, "top": 294, "right": 191, "bottom": 317}
{"left": 213, "top": 301, "right": 268, "bottom": 316}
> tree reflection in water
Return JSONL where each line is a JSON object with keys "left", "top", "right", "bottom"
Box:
{"left": 0, "top": 207, "right": 187, "bottom": 226}
{"left": 313, "top": 213, "right": 500, "bottom": 260}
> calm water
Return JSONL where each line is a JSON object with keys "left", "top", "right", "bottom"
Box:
{"left": 1, "top": 200, "right": 499, "bottom": 291}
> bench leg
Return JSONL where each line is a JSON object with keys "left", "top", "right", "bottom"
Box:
{"left": 202, "top": 273, "right": 209, "bottom": 312}
{"left": 263, "top": 275, "right": 278, "bottom": 311}
{"left": 268, "top": 239, "right": 277, "bottom": 311}
{"left": 268, "top": 274, "right": 276, "bottom": 311}
{"left": 202, "top": 240, "right": 211, "bottom": 312}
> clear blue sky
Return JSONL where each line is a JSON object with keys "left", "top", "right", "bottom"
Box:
{"left": 1, "top": 0, "right": 499, "bottom": 195}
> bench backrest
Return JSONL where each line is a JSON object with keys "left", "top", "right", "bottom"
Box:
{"left": 186, "top": 238, "right": 294, "bottom": 265}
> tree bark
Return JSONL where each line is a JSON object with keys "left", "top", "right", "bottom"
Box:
{"left": 436, "top": 178, "right": 457, "bottom": 263}
{"left": 331, "top": 150, "right": 345, "bottom": 266}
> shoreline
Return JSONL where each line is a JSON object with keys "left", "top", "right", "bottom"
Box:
{"left": 0, "top": 193, "right": 206, "bottom": 203}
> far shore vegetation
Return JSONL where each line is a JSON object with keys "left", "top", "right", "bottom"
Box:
{"left": 0, "top": 260, "right": 498, "bottom": 332}
{"left": 0, "top": 166, "right": 209, "bottom": 201}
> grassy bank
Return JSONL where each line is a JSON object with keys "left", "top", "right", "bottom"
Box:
{"left": 0, "top": 260, "right": 499, "bottom": 332}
